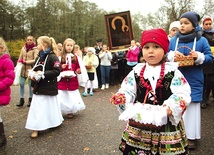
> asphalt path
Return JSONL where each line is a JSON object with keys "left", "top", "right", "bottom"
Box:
{"left": 0, "top": 85, "right": 213, "bottom": 155}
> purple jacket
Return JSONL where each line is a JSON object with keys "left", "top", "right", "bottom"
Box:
{"left": 0, "top": 54, "right": 15, "bottom": 105}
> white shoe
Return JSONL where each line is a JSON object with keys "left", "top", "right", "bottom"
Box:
{"left": 101, "top": 85, "right": 105, "bottom": 90}
{"left": 105, "top": 83, "right": 109, "bottom": 89}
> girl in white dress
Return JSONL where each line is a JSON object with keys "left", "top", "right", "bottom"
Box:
{"left": 57, "top": 38, "right": 86, "bottom": 118}
{"left": 25, "top": 36, "right": 63, "bottom": 138}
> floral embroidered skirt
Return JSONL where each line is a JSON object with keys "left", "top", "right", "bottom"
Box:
{"left": 119, "top": 119, "right": 188, "bottom": 155}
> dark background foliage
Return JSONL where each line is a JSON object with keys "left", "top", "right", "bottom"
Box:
{"left": 1, "top": 0, "right": 213, "bottom": 63}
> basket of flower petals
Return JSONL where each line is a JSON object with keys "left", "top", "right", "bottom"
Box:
{"left": 119, "top": 103, "right": 168, "bottom": 131}
{"left": 60, "top": 70, "right": 76, "bottom": 78}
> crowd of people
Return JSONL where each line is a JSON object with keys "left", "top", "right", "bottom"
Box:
{"left": 0, "top": 11, "right": 213, "bottom": 155}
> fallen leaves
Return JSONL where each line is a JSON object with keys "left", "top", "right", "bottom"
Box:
{"left": 83, "top": 147, "right": 90, "bottom": 151}
{"left": 8, "top": 135, "right": 13, "bottom": 138}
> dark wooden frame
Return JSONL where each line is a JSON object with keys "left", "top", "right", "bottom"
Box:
{"left": 104, "top": 11, "right": 133, "bottom": 51}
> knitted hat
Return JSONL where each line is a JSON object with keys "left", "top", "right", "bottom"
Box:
{"left": 141, "top": 28, "right": 169, "bottom": 53}
{"left": 88, "top": 47, "right": 96, "bottom": 54}
{"left": 203, "top": 17, "right": 212, "bottom": 25}
{"left": 180, "top": 11, "right": 200, "bottom": 27}
{"left": 169, "top": 21, "right": 180, "bottom": 32}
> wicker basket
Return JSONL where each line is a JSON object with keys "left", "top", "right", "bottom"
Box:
{"left": 85, "top": 65, "right": 92, "bottom": 69}
{"left": 128, "top": 90, "right": 162, "bottom": 131}
{"left": 129, "top": 119, "right": 162, "bottom": 131}
{"left": 174, "top": 46, "right": 194, "bottom": 67}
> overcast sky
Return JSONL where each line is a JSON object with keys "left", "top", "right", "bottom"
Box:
{"left": 10, "top": 0, "right": 164, "bottom": 15}
{"left": 83, "top": 0, "right": 164, "bottom": 15}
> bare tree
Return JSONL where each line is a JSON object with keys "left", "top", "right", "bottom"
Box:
{"left": 200, "top": 0, "right": 214, "bottom": 20}
{"left": 137, "top": 0, "right": 197, "bottom": 32}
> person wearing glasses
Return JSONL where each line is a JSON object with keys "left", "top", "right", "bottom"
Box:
{"left": 16, "top": 36, "right": 38, "bottom": 107}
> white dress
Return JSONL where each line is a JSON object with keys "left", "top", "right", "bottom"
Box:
{"left": 183, "top": 102, "right": 201, "bottom": 139}
{"left": 25, "top": 94, "right": 64, "bottom": 131}
{"left": 58, "top": 89, "right": 86, "bottom": 114}
{"left": 58, "top": 54, "right": 86, "bottom": 115}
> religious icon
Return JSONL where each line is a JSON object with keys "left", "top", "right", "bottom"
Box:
{"left": 105, "top": 11, "right": 134, "bottom": 51}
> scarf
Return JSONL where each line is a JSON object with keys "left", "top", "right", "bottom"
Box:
{"left": 176, "top": 31, "right": 202, "bottom": 43}
{"left": 39, "top": 48, "right": 51, "bottom": 58}
{"left": 66, "top": 53, "right": 74, "bottom": 69}
{"left": 25, "top": 43, "right": 35, "bottom": 52}
{"left": 203, "top": 29, "right": 214, "bottom": 33}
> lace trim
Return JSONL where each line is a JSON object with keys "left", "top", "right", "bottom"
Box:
{"left": 119, "top": 103, "right": 168, "bottom": 127}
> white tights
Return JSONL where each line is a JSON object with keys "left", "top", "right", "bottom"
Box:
{"left": 85, "top": 80, "right": 93, "bottom": 93}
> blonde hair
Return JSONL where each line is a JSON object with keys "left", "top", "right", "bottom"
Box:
{"left": 61, "top": 38, "right": 76, "bottom": 64}
{"left": 131, "top": 40, "right": 136, "bottom": 43}
{"left": 37, "top": 36, "right": 58, "bottom": 55}
{"left": 26, "top": 35, "right": 35, "bottom": 42}
{"left": 0, "top": 37, "right": 9, "bottom": 56}
{"left": 74, "top": 44, "right": 80, "bottom": 49}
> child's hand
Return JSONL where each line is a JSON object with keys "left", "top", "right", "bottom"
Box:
{"left": 30, "top": 77, "right": 37, "bottom": 82}
{"left": 174, "top": 51, "right": 184, "bottom": 61}
{"left": 18, "top": 59, "right": 24, "bottom": 63}
{"left": 75, "top": 68, "right": 81, "bottom": 74}
{"left": 62, "top": 64, "right": 67, "bottom": 69}
{"left": 189, "top": 51, "right": 198, "bottom": 59}
{"left": 166, "top": 106, "right": 172, "bottom": 116}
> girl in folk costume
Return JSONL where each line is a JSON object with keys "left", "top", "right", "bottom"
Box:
{"left": 0, "top": 37, "right": 15, "bottom": 146}
{"left": 82, "top": 47, "right": 99, "bottom": 96}
{"left": 168, "top": 12, "right": 213, "bottom": 149}
{"left": 57, "top": 38, "right": 86, "bottom": 118}
{"left": 110, "top": 28, "right": 191, "bottom": 155}
{"left": 25, "top": 36, "right": 63, "bottom": 138}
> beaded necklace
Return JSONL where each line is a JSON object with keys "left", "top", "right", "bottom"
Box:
{"left": 140, "top": 63, "right": 165, "bottom": 104}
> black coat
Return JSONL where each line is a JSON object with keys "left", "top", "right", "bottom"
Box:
{"left": 31, "top": 52, "right": 60, "bottom": 96}
{"left": 202, "top": 30, "right": 214, "bottom": 74}
{"left": 202, "top": 31, "right": 214, "bottom": 46}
